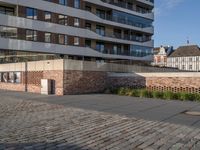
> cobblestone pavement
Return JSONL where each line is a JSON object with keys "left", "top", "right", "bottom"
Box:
{"left": 0, "top": 97, "right": 200, "bottom": 150}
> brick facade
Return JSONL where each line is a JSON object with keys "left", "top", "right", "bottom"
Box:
{"left": 0, "top": 82, "right": 25, "bottom": 92}
{"left": 0, "top": 70, "right": 107, "bottom": 95}
{"left": 0, "top": 59, "right": 200, "bottom": 96}
{"left": 63, "top": 71, "right": 107, "bottom": 95}
{"left": 146, "top": 77, "right": 200, "bottom": 94}
{"left": 108, "top": 76, "right": 146, "bottom": 89}
{"left": 43, "top": 70, "right": 64, "bottom": 96}
{"left": 108, "top": 75, "right": 200, "bottom": 94}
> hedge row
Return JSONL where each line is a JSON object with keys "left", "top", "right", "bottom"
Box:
{"left": 111, "top": 88, "right": 200, "bottom": 101}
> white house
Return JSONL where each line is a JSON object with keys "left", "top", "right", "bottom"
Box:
{"left": 167, "top": 45, "right": 200, "bottom": 71}
{"left": 152, "top": 46, "right": 173, "bottom": 67}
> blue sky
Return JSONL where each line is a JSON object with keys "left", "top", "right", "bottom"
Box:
{"left": 154, "top": 0, "right": 200, "bottom": 48}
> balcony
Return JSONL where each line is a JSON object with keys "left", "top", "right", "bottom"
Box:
{"left": 97, "top": 13, "right": 153, "bottom": 29}
{"left": 101, "top": 0, "right": 153, "bottom": 14}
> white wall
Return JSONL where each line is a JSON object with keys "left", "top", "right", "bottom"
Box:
{"left": 167, "top": 56, "right": 200, "bottom": 71}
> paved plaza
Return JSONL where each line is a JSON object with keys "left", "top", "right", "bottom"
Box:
{"left": 0, "top": 90, "right": 200, "bottom": 149}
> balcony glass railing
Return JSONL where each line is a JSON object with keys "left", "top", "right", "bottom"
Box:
{"left": 97, "top": 13, "right": 152, "bottom": 28}
{"left": 92, "top": 47, "right": 152, "bottom": 57}
{"left": 101, "top": 0, "right": 153, "bottom": 14}
{"left": 87, "top": 27, "right": 152, "bottom": 43}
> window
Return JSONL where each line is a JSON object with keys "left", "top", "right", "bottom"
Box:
{"left": 96, "top": 9, "right": 105, "bottom": 19}
{"left": 26, "top": 7, "right": 37, "bottom": 19}
{"left": 189, "top": 65, "right": 193, "bottom": 70}
{"left": 45, "top": 33, "right": 51, "bottom": 43}
{"left": 85, "top": 40, "right": 91, "bottom": 48}
{"left": 59, "top": 34, "right": 67, "bottom": 45}
{"left": 26, "top": 30, "right": 37, "bottom": 41}
{"left": 96, "top": 42, "right": 104, "bottom": 53}
{"left": 85, "top": 23, "right": 91, "bottom": 30}
{"left": 0, "top": 26, "right": 17, "bottom": 39}
{"left": 96, "top": 25, "right": 105, "bottom": 36}
{"left": 85, "top": 6, "right": 91, "bottom": 12}
{"left": 0, "top": 6, "right": 15, "bottom": 15}
{"left": 0, "top": 72, "right": 21, "bottom": 84}
{"left": 74, "top": 37, "right": 80, "bottom": 45}
{"left": 113, "top": 45, "right": 121, "bottom": 55}
{"left": 59, "top": 0, "right": 67, "bottom": 6}
{"left": 58, "top": 15, "right": 67, "bottom": 25}
{"left": 74, "top": 18, "right": 80, "bottom": 27}
{"left": 74, "top": 0, "right": 80, "bottom": 8}
{"left": 44, "top": 11, "right": 52, "bottom": 22}
{"left": 1, "top": 72, "right": 8, "bottom": 82}
{"left": 189, "top": 57, "right": 193, "bottom": 62}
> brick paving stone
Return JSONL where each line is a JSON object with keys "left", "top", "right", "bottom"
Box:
{"left": 0, "top": 98, "right": 200, "bottom": 150}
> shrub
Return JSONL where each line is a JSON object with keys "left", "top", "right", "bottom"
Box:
{"left": 130, "top": 89, "right": 140, "bottom": 97}
{"left": 140, "top": 89, "right": 152, "bottom": 98}
{"left": 118, "top": 87, "right": 126, "bottom": 95}
{"left": 111, "top": 87, "right": 200, "bottom": 102}
{"left": 184, "top": 93, "right": 196, "bottom": 101}
{"left": 178, "top": 92, "right": 196, "bottom": 101}
{"left": 163, "top": 91, "right": 174, "bottom": 100}
{"left": 152, "top": 91, "right": 164, "bottom": 99}
{"left": 124, "top": 88, "right": 131, "bottom": 96}
{"left": 194, "top": 94, "right": 200, "bottom": 101}
{"left": 172, "top": 92, "right": 182, "bottom": 100}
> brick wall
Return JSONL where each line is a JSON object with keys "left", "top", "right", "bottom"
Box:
{"left": 0, "top": 83, "right": 25, "bottom": 92}
{"left": 0, "top": 70, "right": 107, "bottom": 95}
{"left": 1, "top": 68, "right": 200, "bottom": 95}
{"left": 146, "top": 77, "right": 200, "bottom": 94}
{"left": 43, "top": 70, "right": 64, "bottom": 96}
{"left": 63, "top": 70, "right": 107, "bottom": 95}
{"left": 108, "top": 76, "right": 146, "bottom": 89}
{"left": 108, "top": 73, "right": 200, "bottom": 94}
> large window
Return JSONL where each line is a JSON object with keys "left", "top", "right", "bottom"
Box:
{"left": 44, "top": 11, "right": 52, "bottom": 22}
{"left": 58, "top": 15, "right": 67, "bottom": 25}
{"left": 59, "top": 0, "right": 67, "bottom": 5}
{"left": 74, "top": 0, "right": 80, "bottom": 8}
{"left": 74, "top": 18, "right": 80, "bottom": 27}
{"left": 0, "top": 49, "right": 64, "bottom": 64}
{"left": 0, "top": 6, "right": 15, "bottom": 15}
{"left": 45, "top": 33, "right": 51, "bottom": 43}
{"left": 59, "top": 34, "right": 68, "bottom": 45}
{"left": 0, "top": 72, "right": 21, "bottom": 84}
{"left": 96, "top": 9, "right": 105, "bottom": 19}
{"left": 0, "top": 26, "right": 17, "bottom": 39}
{"left": 112, "top": 10, "right": 153, "bottom": 28}
{"left": 96, "top": 25, "right": 105, "bottom": 36}
{"left": 26, "top": 30, "right": 37, "bottom": 41}
{"left": 130, "top": 45, "right": 152, "bottom": 57}
{"left": 26, "top": 7, "right": 37, "bottom": 20}
{"left": 85, "top": 23, "right": 91, "bottom": 30}
{"left": 96, "top": 42, "right": 105, "bottom": 53}
{"left": 74, "top": 37, "right": 80, "bottom": 45}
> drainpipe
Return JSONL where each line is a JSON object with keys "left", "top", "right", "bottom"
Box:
{"left": 24, "top": 60, "right": 28, "bottom": 92}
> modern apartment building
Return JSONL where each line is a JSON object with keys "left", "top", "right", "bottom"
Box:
{"left": 0, "top": 0, "right": 154, "bottom": 64}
